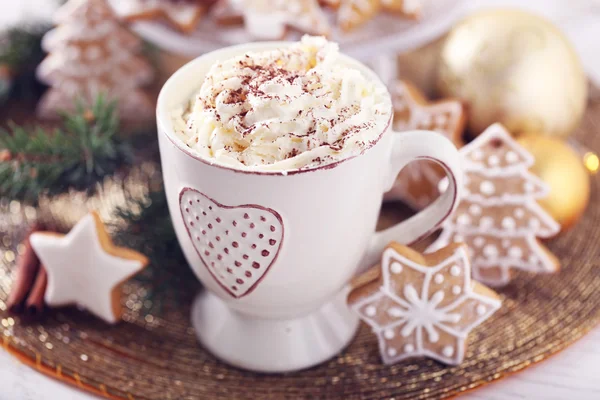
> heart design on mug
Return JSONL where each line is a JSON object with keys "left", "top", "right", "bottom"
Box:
{"left": 179, "top": 188, "right": 284, "bottom": 298}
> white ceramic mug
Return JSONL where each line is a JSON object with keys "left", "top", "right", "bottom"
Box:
{"left": 157, "top": 42, "right": 463, "bottom": 373}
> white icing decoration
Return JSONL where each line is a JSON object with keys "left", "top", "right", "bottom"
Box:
{"left": 505, "top": 151, "right": 519, "bottom": 163}
{"left": 480, "top": 181, "right": 495, "bottom": 195}
{"left": 365, "top": 305, "right": 377, "bottom": 317}
{"left": 502, "top": 217, "right": 516, "bottom": 230}
{"left": 390, "top": 262, "right": 403, "bottom": 274}
{"left": 450, "top": 265, "right": 461, "bottom": 276}
{"left": 480, "top": 216, "right": 494, "bottom": 229}
{"left": 469, "top": 204, "right": 482, "bottom": 216}
{"left": 509, "top": 247, "right": 523, "bottom": 259}
{"left": 387, "top": 307, "right": 403, "bottom": 318}
{"left": 488, "top": 155, "right": 500, "bottom": 166}
{"left": 434, "top": 114, "right": 448, "bottom": 126}
{"left": 476, "top": 305, "right": 487, "bottom": 315}
{"left": 473, "top": 237, "right": 485, "bottom": 248}
{"left": 524, "top": 182, "right": 535, "bottom": 192}
{"left": 454, "top": 234, "right": 464, "bottom": 242}
{"left": 442, "top": 346, "right": 455, "bottom": 357}
{"left": 457, "top": 214, "right": 471, "bottom": 226}
{"left": 515, "top": 208, "right": 525, "bottom": 218}
{"left": 472, "top": 149, "right": 484, "bottom": 160}
{"left": 349, "top": 246, "right": 502, "bottom": 366}
{"left": 483, "top": 245, "right": 498, "bottom": 258}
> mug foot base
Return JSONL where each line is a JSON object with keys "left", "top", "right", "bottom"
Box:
{"left": 190, "top": 289, "right": 360, "bottom": 373}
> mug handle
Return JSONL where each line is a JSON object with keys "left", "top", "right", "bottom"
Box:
{"left": 359, "top": 130, "right": 463, "bottom": 270}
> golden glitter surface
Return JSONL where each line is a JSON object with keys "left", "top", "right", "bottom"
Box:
{"left": 0, "top": 100, "right": 599, "bottom": 400}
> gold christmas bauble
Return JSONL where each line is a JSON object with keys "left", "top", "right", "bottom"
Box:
{"left": 517, "top": 136, "right": 590, "bottom": 230}
{"left": 437, "top": 9, "right": 587, "bottom": 138}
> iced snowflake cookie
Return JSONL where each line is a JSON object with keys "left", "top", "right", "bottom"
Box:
{"left": 428, "top": 124, "right": 561, "bottom": 287}
{"left": 386, "top": 80, "right": 466, "bottom": 209}
{"left": 110, "top": 0, "right": 207, "bottom": 33}
{"left": 348, "top": 242, "right": 501, "bottom": 366}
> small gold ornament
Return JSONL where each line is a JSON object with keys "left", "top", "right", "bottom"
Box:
{"left": 517, "top": 135, "right": 590, "bottom": 230}
{"left": 437, "top": 9, "right": 587, "bottom": 138}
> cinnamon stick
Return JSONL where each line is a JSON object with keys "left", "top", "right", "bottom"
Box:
{"left": 25, "top": 265, "right": 47, "bottom": 316}
{"left": 7, "top": 225, "right": 42, "bottom": 314}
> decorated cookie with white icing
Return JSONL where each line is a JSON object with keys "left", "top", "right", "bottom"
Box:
{"left": 386, "top": 80, "right": 466, "bottom": 209}
{"left": 37, "top": 0, "right": 155, "bottom": 121}
{"left": 428, "top": 123, "right": 561, "bottom": 287}
{"left": 348, "top": 242, "right": 501, "bottom": 366}
{"left": 240, "top": 0, "right": 331, "bottom": 40}
{"left": 109, "top": 0, "right": 206, "bottom": 33}
{"left": 29, "top": 212, "right": 148, "bottom": 324}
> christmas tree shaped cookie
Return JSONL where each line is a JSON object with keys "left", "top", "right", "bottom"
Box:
{"left": 37, "top": 0, "right": 154, "bottom": 121}
{"left": 428, "top": 124, "right": 561, "bottom": 287}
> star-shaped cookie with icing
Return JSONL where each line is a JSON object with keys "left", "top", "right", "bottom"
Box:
{"left": 348, "top": 243, "right": 501, "bottom": 365}
{"left": 386, "top": 80, "right": 466, "bottom": 209}
{"left": 30, "top": 212, "right": 148, "bottom": 324}
{"left": 110, "top": 0, "right": 206, "bottom": 33}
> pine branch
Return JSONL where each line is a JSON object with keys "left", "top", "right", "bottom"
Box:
{"left": 0, "top": 95, "right": 133, "bottom": 202}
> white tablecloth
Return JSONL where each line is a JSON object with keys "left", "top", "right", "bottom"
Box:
{"left": 0, "top": 0, "right": 599, "bottom": 399}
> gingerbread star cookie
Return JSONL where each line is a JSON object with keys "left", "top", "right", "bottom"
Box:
{"left": 111, "top": 0, "right": 206, "bottom": 33}
{"left": 240, "top": 0, "right": 331, "bottom": 40}
{"left": 29, "top": 212, "right": 148, "bottom": 324}
{"left": 349, "top": 243, "right": 501, "bottom": 365}
{"left": 386, "top": 80, "right": 466, "bottom": 209}
{"left": 428, "top": 124, "right": 561, "bottom": 287}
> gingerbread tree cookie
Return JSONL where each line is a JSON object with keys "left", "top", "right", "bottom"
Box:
{"left": 348, "top": 242, "right": 501, "bottom": 366}
{"left": 386, "top": 80, "right": 466, "bottom": 209}
{"left": 428, "top": 124, "right": 561, "bottom": 287}
{"left": 37, "top": 0, "right": 154, "bottom": 121}
{"left": 110, "top": 0, "right": 207, "bottom": 33}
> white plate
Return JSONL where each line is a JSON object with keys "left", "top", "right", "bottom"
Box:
{"left": 111, "top": 0, "right": 468, "bottom": 59}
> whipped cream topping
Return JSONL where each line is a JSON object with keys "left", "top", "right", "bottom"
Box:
{"left": 174, "top": 36, "right": 392, "bottom": 171}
